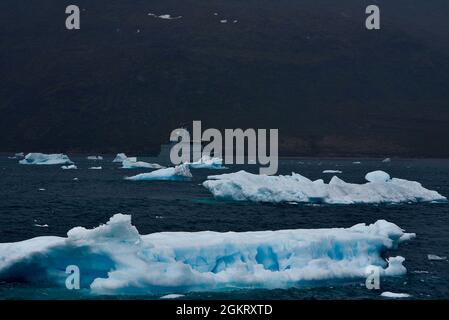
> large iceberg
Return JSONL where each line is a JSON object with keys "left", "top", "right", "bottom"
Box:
{"left": 126, "top": 164, "right": 192, "bottom": 181}
{"left": 0, "top": 214, "right": 414, "bottom": 295}
{"left": 121, "top": 159, "right": 165, "bottom": 170}
{"left": 203, "top": 170, "right": 447, "bottom": 204}
{"left": 19, "top": 153, "right": 73, "bottom": 165}
{"left": 186, "top": 155, "right": 226, "bottom": 169}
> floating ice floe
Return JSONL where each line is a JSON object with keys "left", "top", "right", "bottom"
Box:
{"left": 34, "top": 224, "right": 49, "bottom": 228}
{"left": 121, "top": 159, "right": 165, "bottom": 170}
{"left": 113, "top": 153, "right": 136, "bottom": 163}
{"left": 61, "top": 165, "right": 77, "bottom": 170}
{"left": 8, "top": 152, "right": 24, "bottom": 159}
{"left": 203, "top": 170, "right": 447, "bottom": 204}
{"left": 87, "top": 156, "right": 103, "bottom": 161}
{"left": 19, "top": 153, "right": 73, "bottom": 165}
{"left": 126, "top": 164, "right": 192, "bottom": 181}
{"left": 323, "top": 170, "right": 342, "bottom": 174}
{"left": 381, "top": 292, "right": 411, "bottom": 298}
{"left": 160, "top": 294, "right": 185, "bottom": 299}
{"left": 0, "top": 214, "right": 414, "bottom": 295}
{"left": 148, "top": 13, "right": 182, "bottom": 20}
{"left": 427, "top": 254, "right": 447, "bottom": 261}
{"left": 220, "top": 19, "right": 228, "bottom": 23}
{"left": 186, "top": 155, "right": 226, "bottom": 170}
{"left": 89, "top": 166, "right": 102, "bottom": 170}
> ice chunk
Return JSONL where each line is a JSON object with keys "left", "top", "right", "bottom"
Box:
{"left": 121, "top": 159, "right": 165, "bottom": 170}
{"left": 148, "top": 13, "right": 182, "bottom": 20}
{"left": 323, "top": 170, "right": 342, "bottom": 174}
{"left": 427, "top": 254, "right": 447, "bottom": 261}
{"left": 113, "top": 153, "right": 127, "bottom": 163}
{"left": 89, "top": 166, "right": 102, "bottom": 170}
{"left": 126, "top": 164, "right": 192, "bottom": 181}
{"left": 34, "top": 224, "right": 49, "bottom": 228}
{"left": 19, "top": 153, "right": 73, "bottom": 165}
{"left": 87, "top": 156, "right": 103, "bottom": 160}
{"left": 0, "top": 214, "right": 414, "bottom": 295}
{"left": 365, "top": 171, "right": 391, "bottom": 183}
{"left": 160, "top": 294, "right": 185, "bottom": 299}
{"left": 186, "top": 155, "right": 226, "bottom": 169}
{"left": 382, "top": 158, "right": 392, "bottom": 163}
{"left": 61, "top": 165, "right": 77, "bottom": 170}
{"left": 380, "top": 292, "right": 411, "bottom": 298}
{"left": 8, "top": 152, "right": 24, "bottom": 159}
{"left": 203, "top": 170, "right": 447, "bottom": 204}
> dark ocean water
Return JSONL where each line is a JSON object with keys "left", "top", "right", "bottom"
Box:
{"left": 0, "top": 155, "right": 448, "bottom": 300}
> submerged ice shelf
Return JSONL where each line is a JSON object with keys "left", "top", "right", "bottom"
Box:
{"left": 203, "top": 170, "right": 447, "bottom": 204}
{"left": 0, "top": 214, "right": 414, "bottom": 295}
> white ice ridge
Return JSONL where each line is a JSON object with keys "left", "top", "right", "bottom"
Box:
{"left": 203, "top": 170, "right": 447, "bottom": 204}
{"left": 19, "top": 153, "right": 73, "bottom": 165}
{"left": 0, "top": 214, "right": 414, "bottom": 295}
{"left": 125, "top": 164, "right": 192, "bottom": 181}
{"left": 121, "top": 159, "right": 165, "bottom": 170}
{"left": 186, "top": 155, "right": 226, "bottom": 170}
{"left": 112, "top": 153, "right": 137, "bottom": 163}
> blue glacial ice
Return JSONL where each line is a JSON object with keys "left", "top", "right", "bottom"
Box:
{"left": 121, "top": 159, "right": 165, "bottom": 170}
{"left": 19, "top": 153, "right": 74, "bottom": 165}
{"left": 203, "top": 170, "right": 447, "bottom": 204}
{"left": 187, "top": 155, "right": 227, "bottom": 169}
{"left": 0, "top": 214, "right": 414, "bottom": 295}
{"left": 126, "top": 164, "right": 192, "bottom": 181}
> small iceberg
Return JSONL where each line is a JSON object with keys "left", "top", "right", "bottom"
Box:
{"left": 427, "top": 254, "right": 447, "bottom": 261}
{"left": 113, "top": 153, "right": 136, "bottom": 163}
{"left": 381, "top": 292, "right": 411, "bottom": 298}
{"left": 187, "top": 155, "right": 226, "bottom": 169}
{"left": 8, "top": 152, "right": 24, "bottom": 159}
{"left": 323, "top": 170, "right": 342, "bottom": 174}
{"left": 19, "top": 153, "right": 73, "bottom": 165}
{"left": 121, "top": 159, "right": 165, "bottom": 170}
{"left": 160, "top": 294, "right": 185, "bottom": 299}
{"left": 89, "top": 166, "right": 102, "bottom": 170}
{"left": 382, "top": 158, "right": 392, "bottom": 163}
{"left": 87, "top": 156, "right": 103, "bottom": 161}
{"left": 126, "top": 164, "right": 192, "bottom": 181}
{"left": 33, "top": 224, "right": 49, "bottom": 228}
{"left": 148, "top": 13, "right": 182, "bottom": 20}
{"left": 203, "top": 170, "right": 447, "bottom": 204}
{"left": 61, "top": 165, "right": 77, "bottom": 170}
{"left": 0, "top": 214, "right": 414, "bottom": 295}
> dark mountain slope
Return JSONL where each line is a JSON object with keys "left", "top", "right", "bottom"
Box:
{"left": 1, "top": 0, "right": 448, "bottom": 156}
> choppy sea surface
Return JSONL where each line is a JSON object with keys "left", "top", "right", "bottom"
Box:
{"left": 0, "top": 155, "right": 448, "bottom": 300}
